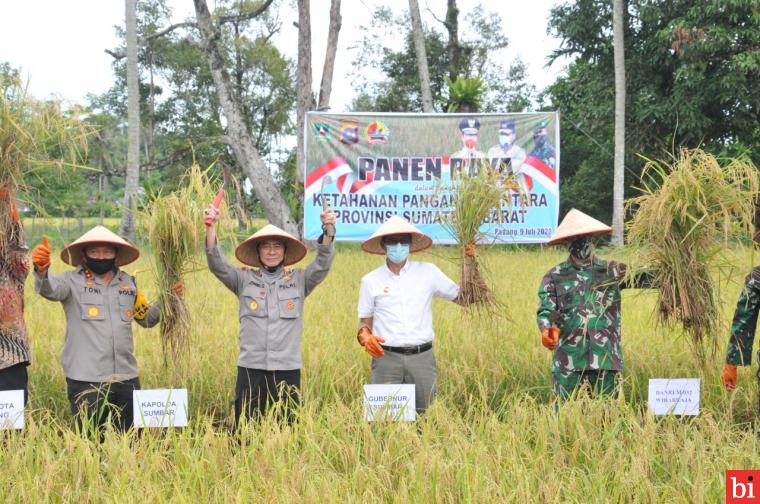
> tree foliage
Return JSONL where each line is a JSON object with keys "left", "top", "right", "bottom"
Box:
{"left": 546, "top": 0, "right": 760, "bottom": 222}
{"left": 91, "top": 0, "right": 296, "bottom": 217}
{"left": 350, "top": 5, "right": 535, "bottom": 113}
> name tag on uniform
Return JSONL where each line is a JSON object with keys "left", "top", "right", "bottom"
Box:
{"left": 133, "top": 389, "right": 188, "bottom": 428}
{"left": 648, "top": 378, "right": 700, "bottom": 416}
{"left": 0, "top": 390, "right": 24, "bottom": 430}
{"left": 363, "top": 384, "right": 415, "bottom": 422}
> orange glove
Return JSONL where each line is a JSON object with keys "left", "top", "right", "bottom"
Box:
{"left": 0, "top": 189, "right": 20, "bottom": 223}
{"left": 357, "top": 327, "right": 385, "bottom": 358}
{"left": 541, "top": 327, "right": 559, "bottom": 350}
{"left": 721, "top": 364, "right": 737, "bottom": 390}
{"left": 173, "top": 280, "right": 185, "bottom": 296}
{"left": 32, "top": 235, "right": 51, "bottom": 271}
{"left": 464, "top": 242, "right": 476, "bottom": 257}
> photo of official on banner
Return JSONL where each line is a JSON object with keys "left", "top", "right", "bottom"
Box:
{"left": 304, "top": 112, "right": 560, "bottom": 243}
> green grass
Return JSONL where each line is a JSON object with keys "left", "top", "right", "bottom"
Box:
{"left": 4, "top": 243, "right": 760, "bottom": 502}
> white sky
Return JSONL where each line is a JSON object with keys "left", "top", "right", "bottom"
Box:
{"left": 0, "top": 0, "right": 568, "bottom": 110}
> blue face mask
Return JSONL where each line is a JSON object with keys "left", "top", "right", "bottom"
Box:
{"left": 386, "top": 243, "right": 410, "bottom": 264}
{"left": 499, "top": 134, "right": 512, "bottom": 150}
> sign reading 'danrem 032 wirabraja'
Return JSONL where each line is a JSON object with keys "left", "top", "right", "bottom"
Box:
{"left": 303, "top": 112, "right": 560, "bottom": 243}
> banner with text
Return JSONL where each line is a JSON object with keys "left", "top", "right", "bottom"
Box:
{"left": 304, "top": 112, "right": 560, "bottom": 243}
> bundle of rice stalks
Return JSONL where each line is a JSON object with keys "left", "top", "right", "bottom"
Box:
{"left": 441, "top": 163, "right": 525, "bottom": 314}
{"left": 0, "top": 76, "right": 89, "bottom": 251}
{"left": 626, "top": 148, "right": 759, "bottom": 363}
{"left": 143, "top": 164, "right": 226, "bottom": 362}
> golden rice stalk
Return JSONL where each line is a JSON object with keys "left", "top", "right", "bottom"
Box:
{"left": 0, "top": 75, "right": 90, "bottom": 252}
{"left": 626, "top": 148, "right": 759, "bottom": 363}
{"left": 142, "top": 163, "right": 226, "bottom": 362}
{"left": 441, "top": 163, "right": 525, "bottom": 315}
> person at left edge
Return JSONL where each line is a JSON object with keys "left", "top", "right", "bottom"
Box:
{"left": 204, "top": 204, "right": 336, "bottom": 427}
{"left": 32, "top": 226, "right": 179, "bottom": 432}
{"left": 0, "top": 188, "right": 31, "bottom": 406}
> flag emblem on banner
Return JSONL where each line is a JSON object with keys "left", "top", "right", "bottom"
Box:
{"left": 339, "top": 120, "right": 359, "bottom": 145}
{"left": 520, "top": 156, "right": 558, "bottom": 194}
{"left": 305, "top": 157, "right": 391, "bottom": 198}
{"left": 365, "top": 121, "right": 390, "bottom": 145}
{"left": 311, "top": 121, "right": 330, "bottom": 142}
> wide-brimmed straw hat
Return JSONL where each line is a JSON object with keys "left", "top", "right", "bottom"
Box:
{"left": 61, "top": 225, "right": 140, "bottom": 266}
{"left": 546, "top": 209, "right": 612, "bottom": 245}
{"left": 235, "top": 224, "right": 307, "bottom": 267}
{"left": 361, "top": 215, "right": 433, "bottom": 255}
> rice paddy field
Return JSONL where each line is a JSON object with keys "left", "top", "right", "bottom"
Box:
{"left": 4, "top": 232, "right": 760, "bottom": 502}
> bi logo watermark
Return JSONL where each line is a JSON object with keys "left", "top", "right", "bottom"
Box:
{"left": 727, "top": 471, "right": 760, "bottom": 503}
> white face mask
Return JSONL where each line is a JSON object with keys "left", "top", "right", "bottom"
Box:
{"left": 498, "top": 134, "right": 512, "bottom": 149}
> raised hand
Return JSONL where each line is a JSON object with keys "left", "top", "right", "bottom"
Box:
{"left": 32, "top": 235, "right": 52, "bottom": 272}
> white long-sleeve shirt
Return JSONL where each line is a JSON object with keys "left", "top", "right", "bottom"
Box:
{"left": 358, "top": 261, "right": 459, "bottom": 347}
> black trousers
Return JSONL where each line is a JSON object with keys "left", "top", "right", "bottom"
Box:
{"left": 234, "top": 367, "right": 300, "bottom": 426}
{"left": 0, "top": 363, "right": 28, "bottom": 407}
{"left": 66, "top": 377, "right": 140, "bottom": 432}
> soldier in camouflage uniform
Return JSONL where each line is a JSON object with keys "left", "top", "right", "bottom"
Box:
{"left": 537, "top": 209, "right": 652, "bottom": 400}
{"left": 529, "top": 119, "right": 556, "bottom": 170}
{"left": 720, "top": 241, "right": 760, "bottom": 404}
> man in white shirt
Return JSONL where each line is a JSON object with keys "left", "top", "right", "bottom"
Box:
{"left": 356, "top": 216, "right": 465, "bottom": 414}
{"left": 486, "top": 119, "right": 529, "bottom": 192}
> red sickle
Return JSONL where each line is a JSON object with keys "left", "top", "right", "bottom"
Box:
{"left": 205, "top": 188, "right": 225, "bottom": 226}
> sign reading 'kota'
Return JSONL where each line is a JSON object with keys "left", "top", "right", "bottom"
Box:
{"left": 0, "top": 390, "right": 24, "bottom": 430}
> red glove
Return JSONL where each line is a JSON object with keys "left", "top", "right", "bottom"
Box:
{"left": 721, "top": 364, "right": 737, "bottom": 390}
{"left": 357, "top": 327, "right": 385, "bottom": 358}
{"left": 32, "top": 236, "right": 51, "bottom": 271}
{"left": 541, "top": 327, "right": 559, "bottom": 350}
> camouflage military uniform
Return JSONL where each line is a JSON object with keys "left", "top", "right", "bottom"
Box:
{"left": 725, "top": 267, "right": 760, "bottom": 367}
{"left": 529, "top": 143, "right": 557, "bottom": 169}
{"left": 537, "top": 257, "right": 649, "bottom": 399}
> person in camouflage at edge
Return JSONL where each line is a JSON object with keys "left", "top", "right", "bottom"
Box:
{"left": 720, "top": 229, "right": 760, "bottom": 407}
{"left": 529, "top": 119, "right": 556, "bottom": 170}
{"left": 537, "top": 209, "right": 652, "bottom": 400}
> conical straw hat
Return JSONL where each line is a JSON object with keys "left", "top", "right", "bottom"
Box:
{"left": 546, "top": 209, "right": 612, "bottom": 245}
{"left": 235, "top": 224, "right": 307, "bottom": 267}
{"left": 61, "top": 225, "right": 140, "bottom": 266}
{"left": 361, "top": 215, "right": 433, "bottom": 255}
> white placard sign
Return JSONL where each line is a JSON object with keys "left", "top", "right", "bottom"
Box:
{"left": 0, "top": 390, "right": 24, "bottom": 430}
{"left": 364, "top": 384, "right": 416, "bottom": 422}
{"left": 133, "top": 388, "right": 188, "bottom": 428}
{"left": 648, "top": 378, "right": 700, "bottom": 416}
